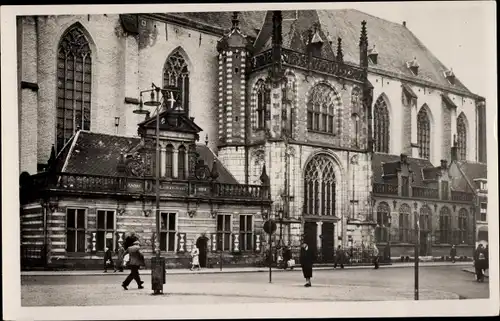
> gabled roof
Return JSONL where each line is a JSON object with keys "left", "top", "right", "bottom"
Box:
{"left": 138, "top": 110, "right": 203, "bottom": 134}
{"left": 457, "top": 161, "right": 487, "bottom": 181}
{"left": 372, "top": 153, "right": 435, "bottom": 186}
{"left": 166, "top": 9, "right": 473, "bottom": 93}
{"left": 52, "top": 131, "right": 239, "bottom": 184}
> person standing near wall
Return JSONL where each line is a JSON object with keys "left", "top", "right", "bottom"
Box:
{"left": 450, "top": 245, "right": 457, "bottom": 263}
{"left": 300, "top": 241, "right": 313, "bottom": 287}
{"left": 372, "top": 244, "right": 380, "bottom": 269}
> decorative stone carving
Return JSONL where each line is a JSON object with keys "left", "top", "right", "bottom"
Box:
{"left": 117, "top": 207, "right": 126, "bottom": 216}
{"left": 188, "top": 210, "right": 196, "bottom": 218}
{"left": 143, "top": 209, "right": 152, "bottom": 217}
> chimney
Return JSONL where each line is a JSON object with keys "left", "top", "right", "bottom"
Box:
{"left": 444, "top": 68, "right": 456, "bottom": 85}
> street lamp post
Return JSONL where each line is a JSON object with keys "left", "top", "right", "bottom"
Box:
{"left": 133, "top": 83, "right": 178, "bottom": 295}
{"left": 414, "top": 211, "right": 420, "bottom": 300}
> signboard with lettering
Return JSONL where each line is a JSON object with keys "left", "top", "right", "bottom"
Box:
{"left": 127, "top": 179, "right": 144, "bottom": 193}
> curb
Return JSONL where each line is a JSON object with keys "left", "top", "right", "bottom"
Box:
{"left": 21, "top": 262, "right": 472, "bottom": 277}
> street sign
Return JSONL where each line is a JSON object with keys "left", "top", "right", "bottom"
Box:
{"left": 263, "top": 220, "right": 277, "bottom": 234}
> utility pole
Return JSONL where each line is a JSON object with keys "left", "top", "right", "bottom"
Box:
{"left": 414, "top": 211, "right": 420, "bottom": 300}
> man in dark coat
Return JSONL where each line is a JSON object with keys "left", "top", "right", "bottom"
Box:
{"left": 122, "top": 240, "right": 145, "bottom": 290}
{"left": 300, "top": 242, "right": 313, "bottom": 287}
{"left": 283, "top": 246, "right": 292, "bottom": 270}
{"left": 103, "top": 247, "right": 113, "bottom": 273}
{"left": 333, "top": 245, "right": 345, "bottom": 269}
{"left": 474, "top": 244, "right": 487, "bottom": 282}
{"left": 450, "top": 245, "right": 457, "bottom": 263}
{"left": 123, "top": 232, "right": 139, "bottom": 250}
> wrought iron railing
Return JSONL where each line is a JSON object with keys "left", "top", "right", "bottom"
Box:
{"left": 373, "top": 183, "right": 398, "bottom": 195}
{"left": 412, "top": 186, "right": 439, "bottom": 199}
{"left": 451, "top": 190, "right": 474, "bottom": 202}
{"left": 22, "top": 172, "right": 270, "bottom": 201}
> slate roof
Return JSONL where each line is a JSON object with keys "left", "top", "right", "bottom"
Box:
{"left": 169, "top": 9, "right": 473, "bottom": 94}
{"left": 372, "top": 153, "right": 435, "bottom": 186}
{"left": 54, "top": 131, "right": 239, "bottom": 184}
{"left": 453, "top": 161, "right": 488, "bottom": 192}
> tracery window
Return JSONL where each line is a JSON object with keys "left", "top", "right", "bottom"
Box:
{"left": 306, "top": 83, "right": 341, "bottom": 134}
{"left": 303, "top": 155, "right": 336, "bottom": 216}
{"left": 56, "top": 25, "right": 92, "bottom": 152}
{"left": 457, "top": 113, "right": 467, "bottom": 161}
{"left": 375, "top": 202, "right": 390, "bottom": 242}
{"left": 165, "top": 145, "right": 174, "bottom": 178}
{"left": 398, "top": 204, "right": 411, "bottom": 243}
{"left": 439, "top": 207, "right": 451, "bottom": 244}
{"left": 417, "top": 107, "right": 431, "bottom": 159}
{"left": 255, "top": 80, "right": 269, "bottom": 129}
{"left": 458, "top": 208, "right": 469, "bottom": 244}
{"left": 163, "top": 50, "right": 190, "bottom": 114}
{"left": 373, "top": 95, "right": 390, "bottom": 153}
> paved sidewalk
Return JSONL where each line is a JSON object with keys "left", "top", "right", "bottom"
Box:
{"left": 22, "top": 278, "right": 459, "bottom": 306}
{"left": 462, "top": 267, "right": 489, "bottom": 278}
{"left": 21, "top": 261, "right": 472, "bottom": 276}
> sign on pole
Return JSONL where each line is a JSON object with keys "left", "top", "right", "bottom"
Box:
{"left": 263, "top": 220, "right": 277, "bottom": 283}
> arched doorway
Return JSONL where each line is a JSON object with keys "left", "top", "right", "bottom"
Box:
{"left": 196, "top": 236, "right": 209, "bottom": 268}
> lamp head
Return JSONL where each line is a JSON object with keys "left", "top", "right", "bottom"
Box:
{"left": 133, "top": 95, "right": 150, "bottom": 115}
{"left": 144, "top": 90, "right": 161, "bottom": 106}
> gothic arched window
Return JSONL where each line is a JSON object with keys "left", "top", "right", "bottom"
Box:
{"left": 307, "top": 83, "right": 341, "bottom": 134}
{"left": 398, "top": 203, "right": 411, "bottom": 243}
{"left": 56, "top": 25, "right": 92, "bottom": 152}
{"left": 178, "top": 145, "right": 186, "bottom": 180}
{"left": 417, "top": 107, "right": 431, "bottom": 159}
{"left": 419, "top": 205, "right": 432, "bottom": 232}
{"left": 303, "top": 155, "right": 336, "bottom": 216}
{"left": 373, "top": 95, "right": 390, "bottom": 153}
{"left": 163, "top": 50, "right": 190, "bottom": 114}
{"left": 457, "top": 113, "right": 467, "bottom": 161}
{"left": 458, "top": 208, "right": 469, "bottom": 244}
{"left": 375, "top": 202, "right": 390, "bottom": 242}
{"left": 255, "top": 80, "right": 269, "bottom": 129}
{"left": 165, "top": 145, "right": 174, "bottom": 178}
{"left": 439, "top": 207, "right": 451, "bottom": 244}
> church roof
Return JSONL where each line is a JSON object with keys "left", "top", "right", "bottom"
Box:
{"left": 53, "top": 131, "right": 239, "bottom": 184}
{"left": 166, "top": 9, "right": 473, "bottom": 94}
{"left": 450, "top": 160, "right": 488, "bottom": 192}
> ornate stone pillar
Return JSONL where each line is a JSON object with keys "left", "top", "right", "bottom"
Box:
{"left": 184, "top": 150, "right": 189, "bottom": 179}
{"left": 160, "top": 145, "right": 166, "bottom": 177}
{"left": 173, "top": 148, "right": 179, "bottom": 178}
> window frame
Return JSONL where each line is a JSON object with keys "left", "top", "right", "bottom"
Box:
{"left": 375, "top": 202, "right": 390, "bottom": 243}
{"left": 373, "top": 95, "right": 390, "bottom": 153}
{"left": 160, "top": 212, "right": 177, "bottom": 252}
{"left": 66, "top": 207, "right": 87, "bottom": 253}
{"left": 457, "top": 113, "right": 467, "bottom": 161}
{"left": 239, "top": 214, "right": 253, "bottom": 252}
{"left": 398, "top": 204, "right": 411, "bottom": 243}
{"left": 216, "top": 214, "right": 232, "bottom": 251}
{"left": 417, "top": 107, "right": 431, "bottom": 160}
{"left": 480, "top": 202, "right": 487, "bottom": 222}
{"left": 306, "top": 84, "right": 338, "bottom": 134}
{"left": 96, "top": 209, "right": 116, "bottom": 252}
{"left": 438, "top": 207, "right": 451, "bottom": 244}
{"left": 178, "top": 145, "right": 186, "bottom": 180}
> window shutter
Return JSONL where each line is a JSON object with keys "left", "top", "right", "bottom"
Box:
{"left": 91, "top": 231, "right": 97, "bottom": 253}
{"left": 232, "top": 234, "right": 240, "bottom": 253}
{"left": 254, "top": 234, "right": 261, "bottom": 253}
{"left": 211, "top": 233, "right": 217, "bottom": 252}
{"left": 151, "top": 232, "right": 157, "bottom": 252}
{"left": 177, "top": 233, "right": 186, "bottom": 253}
{"left": 116, "top": 232, "right": 125, "bottom": 249}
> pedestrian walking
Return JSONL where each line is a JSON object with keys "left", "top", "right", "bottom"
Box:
{"left": 103, "top": 247, "right": 113, "bottom": 273}
{"left": 300, "top": 242, "right": 314, "bottom": 287}
{"left": 283, "top": 246, "right": 293, "bottom": 270}
{"left": 123, "top": 232, "right": 139, "bottom": 250}
{"left": 450, "top": 245, "right": 457, "bottom": 263}
{"left": 474, "top": 244, "right": 487, "bottom": 282}
{"left": 333, "top": 245, "right": 345, "bottom": 269}
{"left": 190, "top": 245, "right": 201, "bottom": 271}
{"left": 122, "top": 240, "right": 145, "bottom": 290}
{"left": 114, "top": 244, "right": 125, "bottom": 272}
{"left": 372, "top": 244, "right": 380, "bottom": 269}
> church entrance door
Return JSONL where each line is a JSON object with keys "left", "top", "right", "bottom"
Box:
{"left": 321, "top": 222, "right": 335, "bottom": 263}
{"left": 304, "top": 222, "right": 317, "bottom": 262}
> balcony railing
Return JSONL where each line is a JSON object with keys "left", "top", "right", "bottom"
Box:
{"left": 412, "top": 186, "right": 439, "bottom": 199}
{"left": 373, "top": 183, "right": 398, "bottom": 195}
{"left": 451, "top": 190, "right": 474, "bottom": 202}
{"left": 22, "top": 172, "right": 270, "bottom": 201}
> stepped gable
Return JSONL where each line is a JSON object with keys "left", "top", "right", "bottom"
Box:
{"left": 53, "top": 131, "right": 240, "bottom": 184}
{"left": 372, "top": 153, "right": 434, "bottom": 186}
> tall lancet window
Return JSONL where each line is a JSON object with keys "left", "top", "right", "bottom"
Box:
{"left": 306, "top": 83, "right": 341, "bottom": 134}
{"left": 56, "top": 25, "right": 92, "bottom": 152}
{"left": 255, "top": 80, "right": 268, "bottom": 129}
{"left": 457, "top": 113, "right": 467, "bottom": 161}
{"left": 417, "top": 107, "right": 431, "bottom": 159}
{"left": 303, "top": 154, "right": 336, "bottom": 217}
{"left": 373, "top": 95, "right": 390, "bottom": 153}
{"left": 163, "top": 50, "right": 190, "bottom": 114}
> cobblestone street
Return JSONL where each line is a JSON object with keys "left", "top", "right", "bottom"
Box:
{"left": 21, "top": 265, "right": 489, "bottom": 306}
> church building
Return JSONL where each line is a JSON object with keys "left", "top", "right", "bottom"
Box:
{"left": 18, "top": 9, "right": 487, "bottom": 269}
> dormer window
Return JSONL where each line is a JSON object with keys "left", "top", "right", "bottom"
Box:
{"left": 406, "top": 57, "right": 419, "bottom": 76}
{"left": 368, "top": 44, "right": 378, "bottom": 64}
{"left": 444, "top": 69, "right": 456, "bottom": 85}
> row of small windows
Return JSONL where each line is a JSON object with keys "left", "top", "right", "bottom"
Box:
{"left": 55, "top": 25, "right": 190, "bottom": 153}
{"left": 66, "top": 208, "right": 255, "bottom": 253}
{"left": 374, "top": 203, "right": 471, "bottom": 244}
